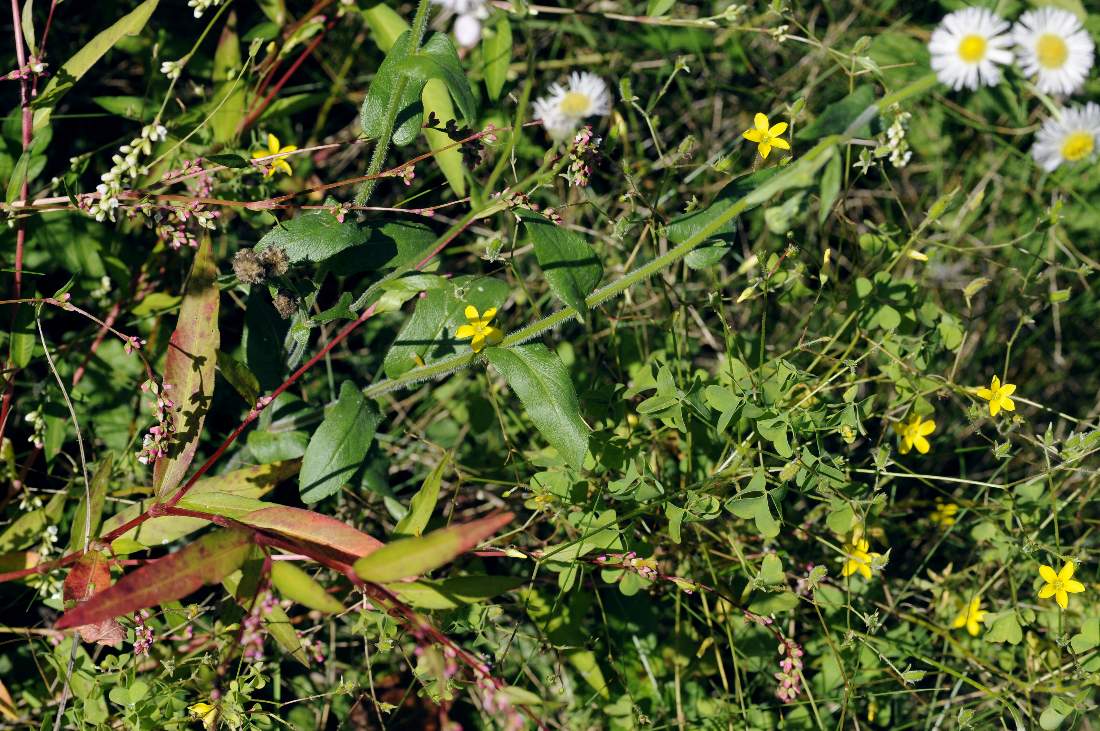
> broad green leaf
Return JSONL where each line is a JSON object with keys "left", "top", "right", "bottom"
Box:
{"left": 818, "top": 153, "right": 842, "bottom": 224}
{"left": 796, "top": 85, "right": 876, "bottom": 141}
{"left": 758, "top": 553, "right": 784, "bottom": 585}
{"left": 175, "top": 492, "right": 271, "bottom": 520}
{"left": 210, "top": 14, "right": 245, "bottom": 144}
{"left": 56, "top": 529, "right": 252, "bottom": 630}
{"left": 270, "top": 561, "right": 344, "bottom": 613}
{"left": 354, "top": 512, "right": 513, "bottom": 583}
{"left": 238, "top": 505, "right": 383, "bottom": 561}
{"left": 257, "top": 210, "right": 373, "bottom": 264}
{"left": 155, "top": 236, "right": 221, "bottom": 499}
{"left": 418, "top": 32, "right": 476, "bottom": 127}
{"left": 131, "top": 292, "right": 180, "bottom": 316}
{"left": 482, "top": 16, "right": 512, "bottom": 101}
{"left": 382, "top": 275, "right": 508, "bottom": 378}
{"left": 32, "top": 0, "right": 159, "bottom": 131}
{"left": 360, "top": 30, "right": 429, "bottom": 146}
{"left": 102, "top": 461, "right": 298, "bottom": 550}
{"left": 648, "top": 0, "right": 676, "bottom": 16}
{"left": 8, "top": 303, "right": 35, "bottom": 370}
{"left": 68, "top": 453, "right": 113, "bottom": 552}
{"left": 300, "top": 381, "right": 381, "bottom": 503}
{"left": 362, "top": 3, "right": 407, "bottom": 50}
{"left": 985, "top": 612, "right": 1023, "bottom": 644}
{"left": 92, "top": 96, "right": 156, "bottom": 122}
{"left": 394, "top": 454, "right": 450, "bottom": 537}
{"left": 725, "top": 470, "right": 780, "bottom": 538}
{"left": 517, "top": 208, "right": 602, "bottom": 320}
{"left": 485, "top": 344, "right": 589, "bottom": 469}
{"left": 384, "top": 575, "right": 525, "bottom": 609}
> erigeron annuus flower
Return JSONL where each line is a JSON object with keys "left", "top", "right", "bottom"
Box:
{"left": 974, "top": 375, "right": 1016, "bottom": 417}
{"left": 1037, "top": 561, "right": 1085, "bottom": 609}
{"left": 1013, "top": 8, "right": 1094, "bottom": 96}
{"left": 455, "top": 305, "right": 503, "bottom": 353}
{"left": 742, "top": 113, "right": 790, "bottom": 160}
{"left": 928, "top": 7, "right": 1013, "bottom": 91}
{"left": 431, "top": 0, "right": 490, "bottom": 48}
{"left": 533, "top": 72, "right": 612, "bottom": 140}
{"left": 893, "top": 413, "right": 936, "bottom": 455}
{"left": 1031, "top": 102, "right": 1100, "bottom": 172}
{"left": 951, "top": 596, "right": 987, "bottom": 636}
{"left": 252, "top": 133, "right": 298, "bottom": 177}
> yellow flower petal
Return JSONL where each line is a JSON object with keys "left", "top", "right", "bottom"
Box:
{"left": 858, "top": 562, "right": 871, "bottom": 579}
{"left": 1000, "top": 398, "right": 1015, "bottom": 412}
{"left": 914, "top": 435, "right": 930, "bottom": 454}
{"left": 918, "top": 419, "right": 936, "bottom": 436}
{"left": 759, "top": 143, "right": 772, "bottom": 159}
{"left": 990, "top": 375, "right": 1001, "bottom": 391}
{"left": 999, "top": 383, "right": 1016, "bottom": 396}
{"left": 464, "top": 305, "right": 480, "bottom": 321}
{"left": 455, "top": 324, "right": 476, "bottom": 340}
{"left": 768, "top": 121, "right": 788, "bottom": 136}
{"left": 951, "top": 612, "right": 967, "bottom": 629}
{"left": 252, "top": 150, "right": 269, "bottom": 160}
{"left": 988, "top": 401, "right": 1001, "bottom": 417}
{"left": 743, "top": 129, "right": 765, "bottom": 143}
{"left": 1039, "top": 565, "right": 1059, "bottom": 583}
{"left": 470, "top": 333, "right": 486, "bottom": 352}
{"left": 754, "top": 113, "right": 769, "bottom": 132}
{"left": 770, "top": 137, "right": 791, "bottom": 151}
{"left": 481, "top": 307, "right": 498, "bottom": 321}
{"left": 279, "top": 144, "right": 298, "bottom": 154}
{"left": 1058, "top": 562, "right": 1075, "bottom": 581}
{"left": 1064, "top": 580, "right": 1085, "bottom": 593}
{"left": 267, "top": 133, "right": 280, "bottom": 155}
{"left": 1038, "top": 583, "right": 1057, "bottom": 599}
{"left": 1056, "top": 589, "right": 1068, "bottom": 609}
{"left": 975, "top": 387, "right": 994, "bottom": 400}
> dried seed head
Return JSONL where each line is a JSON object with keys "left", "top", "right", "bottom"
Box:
{"left": 259, "top": 246, "right": 290, "bottom": 276}
{"left": 232, "top": 249, "right": 266, "bottom": 284}
{"left": 272, "top": 292, "right": 299, "bottom": 319}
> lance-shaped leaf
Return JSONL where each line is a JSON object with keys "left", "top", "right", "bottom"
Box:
{"left": 62, "top": 551, "right": 124, "bottom": 646}
{"left": 56, "top": 529, "right": 252, "bottom": 630}
{"left": 482, "top": 16, "right": 512, "bottom": 101}
{"left": 354, "top": 512, "right": 513, "bottom": 583}
{"left": 385, "top": 575, "right": 525, "bottom": 610}
{"left": 68, "top": 453, "right": 113, "bottom": 552}
{"left": 270, "top": 561, "right": 344, "bottom": 613}
{"left": 224, "top": 559, "right": 310, "bottom": 666}
{"left": 155, "top": 236, "right": 220, "bottom": 499}
{"left": 394, "top": 454, "right": 449, "bottom": 537}
{"left": 300, "top": 381, "right": 381, "bottom": 503}
{"left": 237, "top": 506, "right": 383, "bottom": 562}
{"left": 102, "top": 460, "right": 298, "bottom": 551}
{"left": 485, "top": 344, "right": 589, "bottom": 469}
{"left": 517, "top": 208, "right": 602, "bottom": 320}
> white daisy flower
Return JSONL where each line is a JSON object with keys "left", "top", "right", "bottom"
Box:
{"left": 1031, "top": 102, "right": 1100, "bottom": 171}
{"left": 533, "top": 72, "right": 612, "bottom": 140}
{"left": 1013, "top": 7, "right": 1095, "bottom": 95}
{"left": 928, "top": 7, "right": 1013, "bottom": 91}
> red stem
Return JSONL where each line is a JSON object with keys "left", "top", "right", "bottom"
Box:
{"left": 238, "top": 19, "right": 333, "bottom": 135}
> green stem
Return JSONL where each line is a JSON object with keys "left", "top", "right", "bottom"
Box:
{"left": 356, "top": 0, "right": 433, "bottom": 204}
{"left": 363, "top": 73, "right": 939, "bottom": 399}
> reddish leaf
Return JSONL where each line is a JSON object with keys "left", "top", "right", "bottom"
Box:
{"left": 56, "top": 529, "right": 251, "bottom": 630}
{"left": 237, "top": 506, "right": 383, "bottom": 562}
{"left": 354, "top": 512, "right": 514, "bottom": 583}
{"left": 154, "top": 235, "right": 221, "bottom": 499}
{"left": 62, "top": 551, "right": 124, "bottom": 646}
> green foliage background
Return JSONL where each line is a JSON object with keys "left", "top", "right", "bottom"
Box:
{"left": 1, "top": 0, "right": 1099, "bottom": 729}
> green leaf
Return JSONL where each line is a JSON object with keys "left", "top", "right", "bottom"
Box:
{"left": 394, "top": 454, "right": 450, "bottom": 537}
{"left": 270, "top": 561, "right": 344, "bottom": 613}
{"left": 818, "top": 153, "right": 842, "bottom": 225}
{"left": 985, "top": 612, "right": 1023, "bottom": 644}
{"left": 482, "top": 16, "right": 512, "bottom": 101}
{"left": 56, "top": 529, "right": 252, "bottom": 630}
{"left": 238, "top": 505, "right": 383, "bottom": 561}
{"left": 8, "top": 303, "right": 35, "bottom": 369}
{"left": 300, "top": 381, "right": 381, "bottom": 503}
{"left": 154, "top": 236, "right": 221, "bottom": 500}
{"left": 417, "top": 32, "right": 477, "bottom": 128}
{"left": 384, "top": 575, "right": 525, "bottom": 609}
{"left": 257, "top": 210, "right": 373, "bottom": 264}
{"left": 33, "top": 0, "right": 159, "bottom": 131}
{"left": 206, "top": 153, "right": 250, "bottom": 168}
{"left": 92, "top": 96, "right": 156, "bottom": 122}
{"left": 382, "top": 275, "right": 508, "bottom": 378}
{"left": 724, "top": 469, "right": 780, "bottom": 538}
{"left": 517, "top": 208, "right": 602, "bottom": 320}
{"left": 796, "top": 85, "right": 876, "bottom": 141}
{"left": 360, "top": 30, "right": 429, "bottom": 146}
{"left": 21, "top": 0, "right": 36, "bottom": 56}
{"left": 68, "top": 454, "right": 113, "bottom": 552}
{"left": 210, "top": 13, "right": 245, "bottom": 144}
{"left": 758, "top": 553, "right": 784, "bottom": 585}
{"left": 485, "top": 344, "right": 589, "bottom": 469}
{"left": 216, "top": 350, "right": 260, "bottom": 405}
{"left": 131, "top": 292, "right": 180, "bottom": 316}
{"left": 354, "top": 512, "right": 513, "bottom": 583}
{"left": 6, "top": 152, "right": 31, "bottom": 204}
{"left": 648, "top": 0, "right": 676, "bottom": 16}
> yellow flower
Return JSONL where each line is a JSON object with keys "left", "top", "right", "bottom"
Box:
{"left": 930, "top": 500, "right": 959, "bottom": 527}
{"left": 1037, "top": 561, "right": 1085, "bottom": 609}
{"left": 975, "top": 375, "right": 1016, "bottom": 417}
{"left": 455, "top": 305, "right": 503, "bottom": 353}
{"left": 841, "top": 528, "right": 882, "bottom": 580}
{"left": 252, "top": 132, "right": 297, "bottom": 177}
{"left": 742, "top": 112, "right": 791, "bottom": 159}
{"left": 188, "top": 702, "right": 218, "bottom": 730}
{"left": 893, "top": 413, "right": 936, "bottom": 455}
{"left": 951, "top": 596, "right": 987, "bottom": 636}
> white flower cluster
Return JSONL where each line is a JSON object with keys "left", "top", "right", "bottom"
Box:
{"left": 88, "top": 123, "right": 167, "bottom": 222}
{"left": 929, "top": 6, "right": 1099, "bottom": 172}
{"left": 186, "top": 0, "right": 224, "bottom": 19}
{"left": 533, "top": 72, "right": 612, "bottom": 141}
{"left": 23, "top": 408, "right": 46, "bottom": 449}
{"left": 431, "top": 0, "right": 489, "bottom": 49}
{"left": 878, "top": 106, "right": 912, "bottom": 169}
{"left": 160, "top": 59, "right": 182, "bottom": 80}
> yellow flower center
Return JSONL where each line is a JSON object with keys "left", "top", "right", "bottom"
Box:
{"left": 1036, "top": 33, "right": 1069, "bottom": 69}
{"left": 560, "top": 91, "right": 592, "bottom": 116}
{"left": 1061, "top": 131, "right": 1094, "bottom": 161}
{"left": 1050, "top": 578, "right": 1064, "bottom": 592}
{"left": 957, "top": 35, "right": 987, "bottom": 63}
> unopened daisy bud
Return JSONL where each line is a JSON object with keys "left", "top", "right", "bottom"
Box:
{"left": 736, "top": 284, "right": 756, "bottom": 303}
{"left": 907, "top": 249, "right": 929, "bottom": 262}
